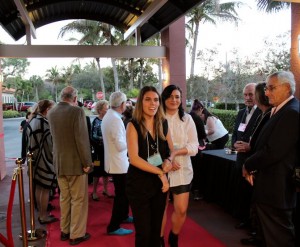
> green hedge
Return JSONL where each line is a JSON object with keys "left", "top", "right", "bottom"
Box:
{"left": 214, "top": 102, "right": 245, "bottom": 110}
{"left": 2, "top": 110, "right": 22, "bottom": 118}
{"left": 210, "top": 109, "right": 237, "bottom": 134}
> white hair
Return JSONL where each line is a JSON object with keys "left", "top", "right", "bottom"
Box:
{"left": 267, "top": 71, "right": 296, "bottom": 95}
{"left": 109, "top": 91, "right": 127, "bottom": 108}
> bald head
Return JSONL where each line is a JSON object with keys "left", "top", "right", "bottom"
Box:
{"left": 243, "top": 83, "right": 256, "bottom": 107}
{"left": 60, "top": 86, "right": 78, "bottom": 103}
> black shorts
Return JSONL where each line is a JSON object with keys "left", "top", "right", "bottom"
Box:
{"left": 169, "top": 183, "right": 191, "bottom": 195}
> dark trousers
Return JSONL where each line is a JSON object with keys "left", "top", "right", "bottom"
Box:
{"left": 129, "top": 187, "right": 167, "bottom": 247}
{"left": 211, "top": 133, "right": 229, "bottom": 149}
{"left": 206, "top": 134, "right": 229, "bottom": 150}
{"left": 255, "top": 203, "right": 295, "bottom": 247}
{"left": 234, "top": 154, "right": 252, "bottom": 221}
{"left": 107, "top": 173, "right": 129, "bottom": 233}
{"left": 294, "top": 193, "right": 300, "bottom": 246}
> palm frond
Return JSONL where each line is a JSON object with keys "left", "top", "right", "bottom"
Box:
{"left": 256, "top": 0, "right": 289, "bottom": 13}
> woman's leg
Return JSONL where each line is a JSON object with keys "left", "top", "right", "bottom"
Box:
{"left": 102, "top": 176, "right": 113, "bottom": 197}
{"left": 168, "top": 192, "right": 190, "bottom": 247}
{"left": 92, "top": 177, "right": 99, "bottom": 199}
{"left": 171, "top": 192, "right": 189, "bottom": 234}
{"left": 35, "top": 184, "right": 50, "bottom": 220}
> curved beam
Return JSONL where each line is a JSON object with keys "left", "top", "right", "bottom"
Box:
{"left": 26, "top": 0, "right": 143, "bottom": 16}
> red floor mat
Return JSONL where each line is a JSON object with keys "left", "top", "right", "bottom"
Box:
{"left": 46, "top": 182, "right": 225, "bottom": 247}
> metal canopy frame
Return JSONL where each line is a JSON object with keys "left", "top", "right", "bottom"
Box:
{"left": 0, "top": 44, "right": 166, "bottom": 58}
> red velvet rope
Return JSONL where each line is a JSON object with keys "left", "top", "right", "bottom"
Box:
{"left": 0, "top": 176, "right": 16, "bottom": 247}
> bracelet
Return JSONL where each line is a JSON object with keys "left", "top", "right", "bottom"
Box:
{"left": 158, "top": 171, "right": 164, "bottom": 177}
{"left": 167, "top": 158, "right": 172, "bottom": 163}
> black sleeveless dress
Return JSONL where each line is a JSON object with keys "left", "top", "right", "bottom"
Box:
{"left": 126, "top": 119, "right": 169, "bottom": 201}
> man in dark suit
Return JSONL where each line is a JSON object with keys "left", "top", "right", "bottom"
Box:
{"left": 232, "top": 83, "right": 262, "bottom": 228}
{"left": 243, "top": 71, "right": 299, "bottom": 247}
{"left": 48, "top": 86, "right": 93, "bottom": 245}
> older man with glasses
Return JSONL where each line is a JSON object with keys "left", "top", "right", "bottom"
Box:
{"left": 232, "top": 83, "right": 262, "bottom": 231}
{"left": 243, "top": 71, "right": 299, "bottom": 247}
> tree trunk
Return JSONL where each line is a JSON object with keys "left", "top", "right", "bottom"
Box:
{"left": 35, "top": 87, "right": 39, "bottom": 101}
{"left": 158, "top": 58, "right": 163, "bottom": 93}
{"left": 190, "top": 21, "right": 200, "bottom": 78}
{"left": 55, "top": 85, "right": 58, "bottom": 103}
{"left": 139, "top": 59, "right": 144, "bottom": 89}
{"left": 95, "top": 57, "right": 105, "bottom": 99}
{"left": 111, "top": 58, "right": 119, "bottom": 91}
{"left": 129, "top": 58, "right": 134, "bottom": 90}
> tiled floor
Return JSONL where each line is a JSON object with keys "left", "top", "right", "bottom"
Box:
{"left": 0, "top": 159, "right": 249, "bottom": 247}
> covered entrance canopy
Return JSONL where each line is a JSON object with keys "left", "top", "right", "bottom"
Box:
{"left": 0, "top": 0, "right": 203, "bottom": 180}
{"left": 0, "top": 0, "right": 201, "bottom": 43}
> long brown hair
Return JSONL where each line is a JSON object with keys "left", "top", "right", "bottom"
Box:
{"left": 133, "top": 86, "right": 166, "bottom": 140}
{"left": 33, "top": 99, "right": 55, "bottom": 116}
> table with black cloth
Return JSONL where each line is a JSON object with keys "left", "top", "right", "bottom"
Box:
{"left": 200, "top": 149, "right": 239, "bottom": 216}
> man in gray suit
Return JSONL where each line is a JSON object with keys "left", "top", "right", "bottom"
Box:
{"left": 48, "top": 86, "right": 92, "bottom": 245}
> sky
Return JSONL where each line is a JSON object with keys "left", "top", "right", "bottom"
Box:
{"left": 0, "top": 0, "right": 292, "bottom": 79}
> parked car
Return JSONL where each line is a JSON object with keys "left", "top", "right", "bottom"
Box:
{"left": 17, "top": 102, "right": 36, "bottom": 112}
{"left": 2, "top": 103, "right": 15, "bottom": 111}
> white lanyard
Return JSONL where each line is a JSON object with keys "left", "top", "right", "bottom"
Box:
{"left": 146, "top": 132, "right": 159, "bottom": 159}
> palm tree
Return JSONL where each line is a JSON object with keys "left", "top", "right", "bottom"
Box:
{"left": 45, "top": 66, "right": 61, "bottom": 102}
{"left": 256, "top": 1, "right": 300, "bottom": 99}
{"left": 29, "top": 75, "right": 43, "bottom": 101}
{"left": 59, "top": 20, "right": 123, "bottom": 96}
{"left": 186, "top": 0, "right": 241, "bottom": 78}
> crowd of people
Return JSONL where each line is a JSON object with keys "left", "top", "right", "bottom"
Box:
{"left": 20, "top": 70, "right": 299, "bottom": 247}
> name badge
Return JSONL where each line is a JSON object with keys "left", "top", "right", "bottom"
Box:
{"left": 94, "top": 160, "right": 100, "bottom": 166}
{"left": 238, "top": 123, "right": 247, "bottom": 132}
{"left": 147, "top": 153, "right": 163, "bottom": 166}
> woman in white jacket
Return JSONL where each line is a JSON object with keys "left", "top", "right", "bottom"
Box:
{"left": 160, "top": 85, "right": 199, "bottom": 247}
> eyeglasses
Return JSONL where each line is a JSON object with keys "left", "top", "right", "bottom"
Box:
{"left": 264, "top": 85, "right": 280, "bottom": 92}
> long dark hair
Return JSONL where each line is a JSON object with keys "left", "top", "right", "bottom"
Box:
{"left": 133, "top": 86, "right": 166, "bottom": 139}
{"left": 161, "top": 84, "right": 185, "bottom": 121}
{"left": 33, "top": 99, "right": 55, "bottom": 116}
{"left": 256, "top": 82, "right": 271, "bottom": 107}
{"left": 191, "top": 99, "right": 204, "bottom": 112}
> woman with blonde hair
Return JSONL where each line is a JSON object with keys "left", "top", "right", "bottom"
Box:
{"left": 90, "top": 100, "right": 112, "bottom": 200}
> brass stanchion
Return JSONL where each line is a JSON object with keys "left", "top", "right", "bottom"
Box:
{"left": 20, "top": 152, "right": 47, "bottom": 245}
{"left": 15, "top": 158, "right": 28, "bottom": 247}
{"left": 25, "top": 152, "right": 46, "bottom": 241}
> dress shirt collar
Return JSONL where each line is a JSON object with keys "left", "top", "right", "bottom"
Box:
{"left": 109, "top": 108, "right": 123, "bottom": 118}
{"left": 271, "top": 95, "right": 294, "bottom": 116}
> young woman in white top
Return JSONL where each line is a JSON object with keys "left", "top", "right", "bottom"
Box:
{"left": 199, "top": 102, "right": 229, "bottom": 149}
{"left": 160, "top": 85, "right": 199, "bottom": 247}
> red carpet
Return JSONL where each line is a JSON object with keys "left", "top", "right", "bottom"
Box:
{"left": 46, "top": 181, "right": 225, "bottom": 247}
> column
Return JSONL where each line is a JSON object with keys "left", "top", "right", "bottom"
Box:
{"left": 161, "top": 16, "right": 187, "bottom": 107}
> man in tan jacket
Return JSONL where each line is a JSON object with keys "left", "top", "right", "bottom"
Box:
{"left": 48, "top": 86, "right": 92, "bottom": 245}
